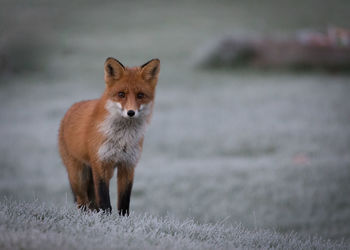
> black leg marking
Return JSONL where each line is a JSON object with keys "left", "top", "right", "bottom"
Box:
{"left": 83, "top": 165, "right": 96, "bottom": 209}
{"left": 98, "top": 180, "right": 112, "bottom": 213}
{"left": 118, "top": 182, "right": 133, "bottom": 216}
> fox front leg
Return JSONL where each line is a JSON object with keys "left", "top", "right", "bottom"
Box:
{"left": 92, "top": 164, "right": 114, "bottom": 213}
{"left": 117, "top": 165, "right": 134, "bottom": 216}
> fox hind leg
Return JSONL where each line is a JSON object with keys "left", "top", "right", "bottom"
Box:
{"left": 63, "top": 156, "right": 95, "bottom": 210}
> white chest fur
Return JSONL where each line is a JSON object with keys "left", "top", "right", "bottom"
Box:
{"left": 97, "top": 100, "right": 150, "bottom": 166}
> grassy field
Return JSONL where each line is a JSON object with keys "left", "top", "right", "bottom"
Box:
{"left": 1, "top": 0, "right": 350, "bottom": 248}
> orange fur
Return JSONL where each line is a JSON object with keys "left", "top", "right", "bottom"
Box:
{"left": 58, "top": 58, "right": 160, "bottom": 214}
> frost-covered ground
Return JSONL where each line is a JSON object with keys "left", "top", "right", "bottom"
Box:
{"left": 1, "top": 0, "right": 350, "bottom": 249}
{"left": 0, "top": 199, "right": 348, "bottom": 250}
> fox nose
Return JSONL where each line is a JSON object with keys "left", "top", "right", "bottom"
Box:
{"left": 127, "top": 110, "right": 135, "bottom": 117}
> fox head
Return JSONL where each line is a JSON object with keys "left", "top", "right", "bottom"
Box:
{"left": 103, "top": 57, "right": 160, "bottom": 119}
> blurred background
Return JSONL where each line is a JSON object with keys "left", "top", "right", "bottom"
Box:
{"left": 1, "top": 0, "right": 350, "bottom": 242}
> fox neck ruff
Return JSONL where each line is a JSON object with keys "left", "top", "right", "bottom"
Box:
{"left": 97, "top": 100, "right": 152, "bottom": 166}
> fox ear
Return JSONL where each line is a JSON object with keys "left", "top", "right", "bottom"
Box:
{"left": 104, "top": 57, "right": 125, "bottom": 83}
{"left": 140, "top": 58, "right": 160, "bottom": 81}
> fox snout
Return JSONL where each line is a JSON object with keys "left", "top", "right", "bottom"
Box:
{"left": 122, "top": 102, "right": 153, "bottom": 119}
{"left": 119, "top": 104, "right": 143, "bottom": 119}
{"left": 123, "top": 109, "right": 138, "bottom": 118}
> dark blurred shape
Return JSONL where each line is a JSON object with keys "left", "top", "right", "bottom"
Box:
{"left": 0, "top": 31, "right": 51, "bottom": 74}
{"left": 197, "top": 27, "right": 350, "bottom": 72}
{"left": 0, "top": 4, "right": 55, "bottom": 76}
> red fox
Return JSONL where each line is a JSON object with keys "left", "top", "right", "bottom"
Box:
{"left": 58, "top": 58, "right": 160, "bottom": 215}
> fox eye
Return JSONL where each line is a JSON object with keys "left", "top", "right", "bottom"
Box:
{"left": 118, "top": 92, "right": 126, "bottom": 98}
{"left": 137, "top": 93, "right": 145, "bottom": 99}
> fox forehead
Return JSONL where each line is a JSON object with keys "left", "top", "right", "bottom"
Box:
{"left": 107, "top": 68, "right": 155, "bottom": 96}
{"left": 111, "top": 85, "right": 152, "bottom": 95}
